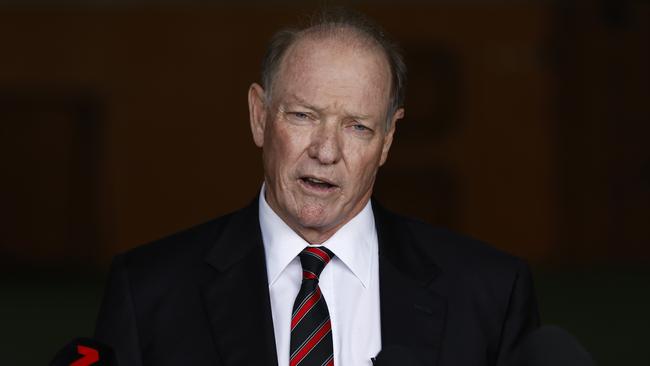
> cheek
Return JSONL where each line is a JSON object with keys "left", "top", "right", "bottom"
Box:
{"left": 346, "top": 143, "right": 384, "bottom": 185}
{"left": 264, "top": 125, "right": 308, "bottom": 176}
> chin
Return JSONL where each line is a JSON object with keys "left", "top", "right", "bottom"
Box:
{"left": 296, "top": 204, "right": 337, "bottom": 229}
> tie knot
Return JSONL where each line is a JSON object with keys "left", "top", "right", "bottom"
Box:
{"left": 299, "top": 246, "right": 335, "bottom": 280}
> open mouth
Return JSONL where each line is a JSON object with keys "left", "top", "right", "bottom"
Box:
{"left": 299, "top": 176, "right": 338, "bottom": 190}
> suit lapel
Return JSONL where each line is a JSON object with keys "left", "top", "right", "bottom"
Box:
{"left": 197, "top": 197, "right": 446, "bottom": 365}
{"left": 200, "top": 198, "right": 278, "bottom": 366}
{"left": 373, "top": 200, "right": 447, "bottom": 366}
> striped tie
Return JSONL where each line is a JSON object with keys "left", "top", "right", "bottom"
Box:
{"left": 290, "top": 246, "right": 335, "bottom": 366}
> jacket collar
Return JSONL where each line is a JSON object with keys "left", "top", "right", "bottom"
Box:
{"left": 201, "top": 197, "right": 279, "bottom": 366}
{"left": 373, "top": 199, "right": 447, "bottom": 366}
{"left": 372, "top": 199, "right": 442, "bottom": 284}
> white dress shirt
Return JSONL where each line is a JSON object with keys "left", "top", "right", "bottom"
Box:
{"left": 258, "top": 185, "right": 382, "bottom": 366}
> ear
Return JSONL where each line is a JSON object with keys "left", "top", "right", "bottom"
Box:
{"left": 379, "top": 107, "right": 404, "bottom": 166}
{"left": 248, "top": 83, "right": 268, "bottom": 148}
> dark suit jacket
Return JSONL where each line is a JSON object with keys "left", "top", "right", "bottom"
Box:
{"left": 95, "top": 198, "right": 539, "bottom": 366}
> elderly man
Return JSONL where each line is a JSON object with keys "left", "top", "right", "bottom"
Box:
{"left": 95, "top": 10, "right": 539, "bottom": 366}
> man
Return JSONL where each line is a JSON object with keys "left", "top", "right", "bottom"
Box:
{"left": 95, "top": 10, "right": 539, "bottom": 366}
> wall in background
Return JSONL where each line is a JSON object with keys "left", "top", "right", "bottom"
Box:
{"left": 0, "top": 3, "right": 647, "bottom": 266}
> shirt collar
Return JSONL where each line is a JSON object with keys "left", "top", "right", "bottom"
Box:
{"left": 258, "top": 184, "right": 376, "bottom": 289}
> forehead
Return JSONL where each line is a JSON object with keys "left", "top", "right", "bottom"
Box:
{"left": 273, "top": 34, "right": 392, "bottom": 115}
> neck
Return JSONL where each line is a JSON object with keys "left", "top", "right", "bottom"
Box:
{"left": 263, "top": 189, "right": 371, "bottom": 245}
{"left": 296, "top": 226, "right": 341, "bottom": 245}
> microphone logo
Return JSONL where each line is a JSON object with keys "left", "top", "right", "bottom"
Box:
{"left": 50, "top": 337, "right": 117, "bottom": 366}
{"left": 71, "top": 345, "right": 100, "bottom": 366}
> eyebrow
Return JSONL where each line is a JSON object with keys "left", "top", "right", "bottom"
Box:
{"left": 285, "top": 94, "right": 373, "bottom": 121}
{"left": 285, "top": 94, "right": 324, "bottom": 114}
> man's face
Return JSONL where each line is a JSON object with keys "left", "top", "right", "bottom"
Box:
{"left": 249, "top": 36, "right": 403, "bottom": 243}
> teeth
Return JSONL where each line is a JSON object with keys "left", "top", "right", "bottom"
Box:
{"left": 304, "top": 177, "right": 332, "bottom": 186}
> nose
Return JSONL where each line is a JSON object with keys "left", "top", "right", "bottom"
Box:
{"left": 307, "top": 123, "right": 342, "bottom": 165}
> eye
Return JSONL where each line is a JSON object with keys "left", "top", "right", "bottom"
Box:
{"left": 353, "top": 124, "right": 367, "bottom": 131}
{"left": 352, "top": 124, "right": 372, "bottom": 132}
{"left": 288, "top": 111, "right": 311, "bottom": 120}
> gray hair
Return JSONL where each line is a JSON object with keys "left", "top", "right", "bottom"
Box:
{"left": 260, "top": 8, "right": 407, "bottom": 129}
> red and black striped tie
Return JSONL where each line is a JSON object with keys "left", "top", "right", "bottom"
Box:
{"left": 290, "top": 246, "right": 335, "bottom": 366}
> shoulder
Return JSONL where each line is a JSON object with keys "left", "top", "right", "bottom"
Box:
{"left": 114, "top": 209, "right": 239, "bottom": 284}
{"left": 377, "top": 204, "right": 529, "bottom": 283}
{"left": 412, "top": 218, "right": 524, "bottom": 272}
{"left": 387, "top": 211, "right": 536, "bottom": 321}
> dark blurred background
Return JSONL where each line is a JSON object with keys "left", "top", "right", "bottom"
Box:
{"left": 1, "top": 1, "right": 648, "bottom": 365}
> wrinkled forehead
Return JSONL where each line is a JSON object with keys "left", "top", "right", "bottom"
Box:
{"left": 273, "top": 34, "right": 392, "bottom": 114}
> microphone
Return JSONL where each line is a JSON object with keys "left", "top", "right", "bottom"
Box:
{"left": 371, "top": 345, "right": 422, "bottom": 366}
{"left": 514, "top": 325, "right": 595, "bottom": 366}
{"left": 50, "top": 337, "right": 119, "bottom": 366}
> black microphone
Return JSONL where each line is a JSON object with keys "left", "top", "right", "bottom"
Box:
{"left": 50, "top": 337, "right": 119, "bottom": 366}
{"left": 514, "top": 325, "right": 595, "bottom": 366}
{"left": 371, "top": 345, "right": 422, "bottom": 366}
